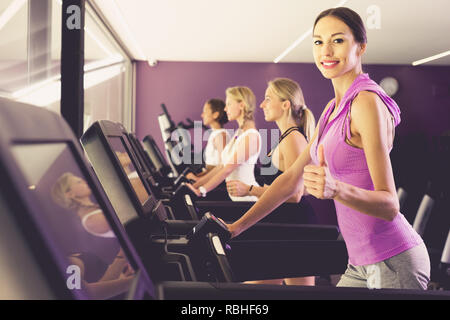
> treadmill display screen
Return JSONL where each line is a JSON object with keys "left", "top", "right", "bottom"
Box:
{"left": 107, "top": 137, "right": 150, "bottom": 206}
{"left": 11, "top": 143, "right": 138, "bottom": 300}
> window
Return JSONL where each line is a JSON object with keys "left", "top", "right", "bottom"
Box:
{"left": 84, "top": 1, "right": 134, "bottom": 132}
{"left": 0, "top": 0, "right": 134, "bottom": 132}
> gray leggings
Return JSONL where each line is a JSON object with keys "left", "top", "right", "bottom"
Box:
{"left": 336, "top": 243, "right": 430, "bottom": 290}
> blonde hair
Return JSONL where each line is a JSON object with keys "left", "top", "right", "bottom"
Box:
{"left": 225, "top": 86, "right": 256, "bottom": 123}
{"left": 268, "top": 78, "right": 316, "bottom": 141}
{"left": 51, "top": 172, "right": 77, "bottom": 210}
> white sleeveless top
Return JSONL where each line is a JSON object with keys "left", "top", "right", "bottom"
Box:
{"left": 204, "top": 129, "right": 230, "bottom": 166}
{"left": 222, "top": 128, "right": 261, "bottom": 202}
{"left": 81, "top": 209, "right": 116, "bottom": 238}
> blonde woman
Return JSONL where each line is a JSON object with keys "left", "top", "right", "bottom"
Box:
{"left": 227, "top": 78, "right": 315, "bottom": 209}
{"left": 187, "top": 87, "right": 261, "bottom": 202}
{"left": 227, "top": 78, "right": 317, "bottom": 286}
{"left": 52, "top": 172, "right": 115, "bottom": 238}
{"left": 52, "top": 172, "right": 135, "bottom": 298}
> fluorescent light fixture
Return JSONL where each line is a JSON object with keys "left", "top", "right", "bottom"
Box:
{"left": 412, "top": 50, "right": 450, "bottom": 66}
{"left": 0, "top": 0, "right": 27, "bottom": 31}
{"left": 274, "top": 27, "right": 313, "bottom": 63}
{"left": 273, "top": 0, "right": 349, "bottom": 63}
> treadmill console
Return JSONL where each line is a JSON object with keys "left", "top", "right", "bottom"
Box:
{"left": 187, "top": 212, "right": 231, "bottom": 243}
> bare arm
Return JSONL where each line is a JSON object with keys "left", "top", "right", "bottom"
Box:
{"left": 229, "top": 142, "right": 312, "bottom": 237}
{"left": 226, "top": 181, "right": 269, "bottom": 198}
{"left": 84, "top": 276, "right": 135, "bottom": 300}
{"left": 304, "top": 92, "right": 399, "bottom": 221}
{"left": 200, "top": 132, "right": 260, "bottom": 193}
{"left": 193, "top": 164, "right": 223, "bottom": 188}
{"left": 228, "top": 132, "right": 307, "bottom": 201}
{"left": 249, "top": 184, "right": 269, "bottom": 197}
{"left": 333, "top": 92, "right": 399, "bottom": 221}
{"left": 228, "top": 100, "right": 334, "bottom": 237}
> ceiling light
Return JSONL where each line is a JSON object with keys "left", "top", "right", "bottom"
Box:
{"left": 412, "top": 50, "right": 450, "bottom": 66}
{"left": 273, "top": 0, "right": 349, "bottom": 63}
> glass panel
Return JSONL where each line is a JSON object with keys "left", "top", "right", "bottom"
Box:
{"left": 0, "top": 0, "right": 29, "bottom": 94}
{"left": 0, "top": 1, "right": 134, "bottom": 132}
{"left": 84, "top": 2, "right": 133, "bottom": 132}
{"left": 11, "top": 142, "right": 138, "bottom": 300}
{"left": 0, "top": 0, "right": 62, "bottom": 112}
{"left": 84, "top": 63, "right": 126, "bottom": 131}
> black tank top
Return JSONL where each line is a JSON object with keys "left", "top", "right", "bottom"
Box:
{"left": 262, "top": 126, "right": 305, "bottom": 186}
{"left": 260, "top": 126, "right": 317, "bottom": 224}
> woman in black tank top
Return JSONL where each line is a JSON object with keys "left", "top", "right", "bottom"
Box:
{"left": 226, "top": 79, "right": 317, "bottom": 225}
{"left": 249, "top": 126, "right": 317, "bottom": 225}
{"left": 225, "top": 78, "right": 317, "bottom": 286}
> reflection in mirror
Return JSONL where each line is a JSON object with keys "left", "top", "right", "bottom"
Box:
{"left": 108, "top": 137, "right": 150, "bottom": 205}
{"left": 12, "top": 143, "right": 137, "bottom": 299}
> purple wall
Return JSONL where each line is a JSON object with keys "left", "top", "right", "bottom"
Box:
{"left": 135, "top": 61, "right": 450, "bottom": 148}
{"left": 135, "top": 61, "right": 450, "bottom": 225}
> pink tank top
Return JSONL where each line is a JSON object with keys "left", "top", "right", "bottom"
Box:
{"left": 310, "top": 73, "right": 422, "bottom": 266}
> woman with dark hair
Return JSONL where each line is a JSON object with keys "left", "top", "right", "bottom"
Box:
{"left": 225, "top": 7, "right": 430, "bottom": 290}
{"left": 187, "top": 98, "right": 230, "bottom": 180}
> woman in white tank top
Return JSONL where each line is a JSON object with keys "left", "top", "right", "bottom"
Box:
{"left": 51, "top": 172, "right": 116, "bottom": 238}
{"left": 187, "top": 87, "right": 261, "bottom": 202}
{"left": 187, "top": 99, "right": 230, "bottom": 181}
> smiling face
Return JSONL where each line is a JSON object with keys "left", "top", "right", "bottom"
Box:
{"left": 313, "top": 16, "right": 366, "bottom": 79}
{"left": 260, "top": 86, "right": 286, "bottom": 122}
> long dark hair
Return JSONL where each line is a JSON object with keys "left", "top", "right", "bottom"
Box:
{"left": 207, "top": 98, "right": 228, "bottom": 126}
{"left": 314, "top": 7, "right": 367, "bottom": 44}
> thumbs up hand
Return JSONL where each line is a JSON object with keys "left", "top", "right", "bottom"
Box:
{"left": 303, "top": 144, "right": 339, "bottom": 199}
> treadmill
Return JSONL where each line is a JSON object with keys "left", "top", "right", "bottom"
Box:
{"left": 0, "top": 98, "right": 154, "bottom": 300}
{"left": 2, "top": 97, "right": 449, "bottom": 300}
{"left": 81, "top": 120, "right": 343, "bottom": 242}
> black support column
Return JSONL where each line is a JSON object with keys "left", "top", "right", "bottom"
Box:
{"left": 61, "top": 0, "right": 85, "bottom": 138}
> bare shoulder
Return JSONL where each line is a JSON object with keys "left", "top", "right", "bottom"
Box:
{"left": 279, "top": 133, "right": 307, "bottom": 165}
{"left": 351, "top": 91, "right": 389, "bottom": 123}
{"left": 352, "top": 91, "right": 384, "bottom": 113}
{"left": 280, "top": 129, "right": 307, "bottom": 150}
